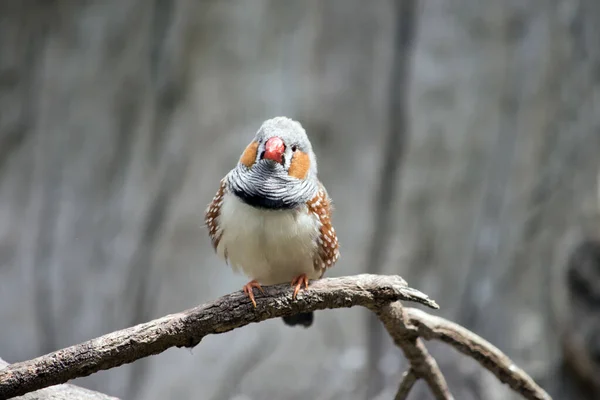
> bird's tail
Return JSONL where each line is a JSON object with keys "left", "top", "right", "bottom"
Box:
{"left": 281, "top": 312, "right": 313, "bottom": 327}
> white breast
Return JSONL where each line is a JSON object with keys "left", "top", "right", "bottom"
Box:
{"left": 216, "top": 191, "right": 322, "bottom": 285}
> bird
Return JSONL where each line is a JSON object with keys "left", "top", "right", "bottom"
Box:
{"left": 204, "top": 116, "right": 340, "bottom": 327}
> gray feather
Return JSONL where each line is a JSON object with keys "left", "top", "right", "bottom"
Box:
{"left": 227, "top": 117, "right": 320, "bottom": 209}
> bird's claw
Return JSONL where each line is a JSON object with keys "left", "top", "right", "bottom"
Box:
{"left": 243, "top": 280, "right": 264, "bottom": 308}
{"left": 290, "top": 274, "right": 309, "bottom": 300}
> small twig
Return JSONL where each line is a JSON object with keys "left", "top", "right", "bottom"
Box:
{"left": 405, "top": 307, "right": 552, "bottom": 400}
{"left": 395, "top": 368, "right": 418, "bottom": 400}
{"left": 376, "top": 303, "right": 454, "bottom": 399}
{"left": 0, "top": 274, "right": 436, "bottom": 400}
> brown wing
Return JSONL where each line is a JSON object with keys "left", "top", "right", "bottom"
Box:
{"left": 205, "top": 178, "right": 227, "bottom": 251}
{"left": 306, "top": 185, "right": 340, "bottom": 276}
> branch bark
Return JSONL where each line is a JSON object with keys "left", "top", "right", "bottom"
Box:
{"left": 394, "top": 368, "right": 418, "bottom": 400}
{"left": 0, "top": 359, "right": 119, "bottom": 400}
{"left": 0, "top": 274, "right": 436, "bottom": 399}
{"left": 405, "top": 307, "right": 552, "bottom": 400}
{"left": 0, "top": 274, "right": 551, "bottom": 400}
{"left": 378, "top": 303, "right": 454, "bottom": 399}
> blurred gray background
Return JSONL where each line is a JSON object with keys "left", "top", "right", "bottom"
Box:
{"left": 1, "top": 1, "right": 600, "bottom": 399}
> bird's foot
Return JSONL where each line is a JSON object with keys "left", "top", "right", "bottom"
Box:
{"left": 290, "top": 274, "right": 310, "bottom": 300}
{"left": 242, "top": 280, "right": 264, "bottom": 308}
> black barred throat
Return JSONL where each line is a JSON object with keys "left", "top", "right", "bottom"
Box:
{"left": 227, "top": 162, "right": 318, "bottom": 211}
{"left": 231, "top": 188, "right": 299, "bottom": 210}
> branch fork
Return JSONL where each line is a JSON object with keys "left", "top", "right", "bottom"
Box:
{"left": 0, "top": 274, "right": 550, "bottom": 400}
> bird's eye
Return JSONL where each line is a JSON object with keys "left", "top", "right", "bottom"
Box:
{"left": 291, "top": 145, "right": 298, "bottom": 152}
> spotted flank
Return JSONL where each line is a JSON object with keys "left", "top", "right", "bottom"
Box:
{"left": 307, "top": 186, "right": 340, "bottom": 272}
{"left": 205, "top": 178, "right": 227, "bottom": 251}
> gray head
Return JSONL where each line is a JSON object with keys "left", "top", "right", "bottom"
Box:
{"left": 227, "top": 117, "right": 320, "bottom": 209}
{"left": 250, "top": 116, "right": 318, "bottom": 178}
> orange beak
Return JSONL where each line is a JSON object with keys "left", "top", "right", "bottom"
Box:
{"left": 263, "top": 136, "right": 285, "bottom": 164}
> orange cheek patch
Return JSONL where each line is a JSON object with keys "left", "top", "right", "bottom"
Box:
{"left": 288, "top": 151, "right": 310, "bottom": 179}
{"left": 239, "top": 141, "right": 259, "bottom": 167}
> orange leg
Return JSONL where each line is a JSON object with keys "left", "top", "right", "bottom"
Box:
{"left": 242, "top": 280, "right": 264, "bottom": 308}
{"left": 290, "top": 273, "right": 310, "bottom": 300}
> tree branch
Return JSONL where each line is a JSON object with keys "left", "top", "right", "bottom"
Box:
{"left": 405, "top": 307, "right": 552, "bottom": 400}
{"left": 377, "top": 303, "right": 454, "bottom": 399}
{"left": 0, "top": 274, "right": 550, "bottom": 400}
{"left": 0, "top": 358, "right": 120, "bottom": 400}
{"left": 0, "top": 274, "right": 437, "bottom": 399}
{"left": 394, "top": 368, "right": 418, "bottom": 400}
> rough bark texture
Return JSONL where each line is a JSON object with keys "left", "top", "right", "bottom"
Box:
{"left": 377, "top": 305, "right": 453, "bottom": 400}
{"left": 0, "top": 359, "right": 119, "bottom": 400}
{"left": 0, "top": 275, "right": 436, "bottom": 399}
{"left": 0, "top": 276, "right": 550, "bottom": 400}
{"left": 405, "top": 308, "right": 551, "bottom": 400}
{"left": 0, "top": 0, "right": 599, "bottom": 399}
